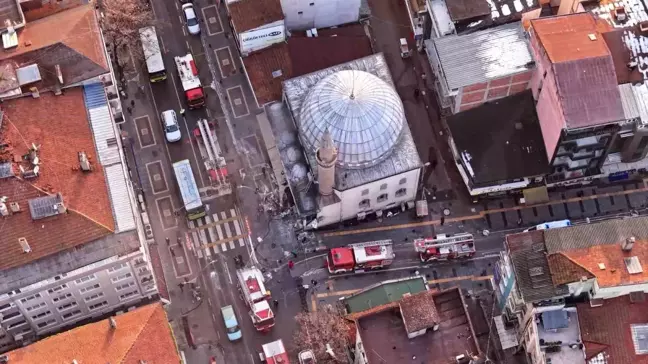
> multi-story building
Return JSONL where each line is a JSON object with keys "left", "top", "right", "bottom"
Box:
{"left": 0, "top": 3, "right": 158, "bottom": 352}
{"left": 225, "top": 0, "right": 286, "bottom": 55}
{"left": 495, "top": 216, "right": 648, "bottom": 364}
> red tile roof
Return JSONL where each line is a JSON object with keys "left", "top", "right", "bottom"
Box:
{"left": 5, "top": 303, "right": 181, "bottom": 363}
{"left": 578, "top": 295, "right": 648, "bottom": 364}
{"left": 547, "top": 252, "right": 595, "bottom": 285}
{"left": 399, "top": 290, "right": 440, "bottom": 333}
{"left": 531, "top": 13, "right": 624, "bottom": 129}
{"left": 0, "top": 88, "right": 115, "bottom": 270}
{"left": 228, "top": 0, "right": 283, "bottom": 33}
{"left": 243, "top": 25, "right": 373, "bottom": 105}
{"left": 550, "top": 241, "right": 648, "bottom": 288}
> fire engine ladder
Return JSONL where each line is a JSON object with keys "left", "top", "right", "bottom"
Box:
{"left": 196, "top": 119, "right": 231, "bottom": 195}
{"left": 349, "top": 239, "right": 393, "bottom": 248}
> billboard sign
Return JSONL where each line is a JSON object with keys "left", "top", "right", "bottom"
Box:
{"left": 240, "top": 23, "right": 285, "bottom": 53}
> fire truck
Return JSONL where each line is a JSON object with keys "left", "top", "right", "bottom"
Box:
{"left": 259, "top": 339, "right": 289, "bottom": 363}
{"left": 326, "top": 240, "right": 395, "bottom": 274}
{"left": 414, "top": 233, "right": 476, "bottom": 262}
{"left": 174, "top": 53, "right": 205, "bottom": 109}
{"left": 236, "top": 267, "right": 275, "bottom": 332}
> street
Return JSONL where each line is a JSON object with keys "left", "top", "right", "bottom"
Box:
{"left": 114, "top": 0, "right": 648, "bottom": 361}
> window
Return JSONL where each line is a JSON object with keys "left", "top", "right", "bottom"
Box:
{"left": 37, "top": 318, "right": 56, "bottom": 329}
{"left": 58, "top": 301, "right": 78, "bottom": 312}
{"left": 52, "top": 293, "right": 73, "bottom": 303}
{"left": 89, "top": 301, "right": 108, "bottom": 311}
{"left": 377, "top": 193, "right": 388, "bottom": 203}
{"left": 31, "top": 310, "right": 51, "bottom": 320}
{"left": 111, "top": 272, "right": 133, "bottom": 283}
{"left": 25, "top": 302, "right": 47, "bottom": 312}
{"left": 399, "top": 178, "right": 407, "bottom": 185}
{"left": 79, "top": 283, "right": 100, "bottom": 294}
{"left": 298, "top": 11, "right": 303, "bottom": 14}
{"left": 309, "top": 2, "right": 314, "bottom": 4}
{"left": 75, "top": 274, "right": 96, "bottom": 284}
{"left": 84, "top": 292, "right": 104, "bottom": 302}
{"left": 361, "top": 189, "right": 369, "bottom": 196}
{"left": 1, "top": 311, "right": 21, "bottom": 321}
{"left": 62, "top": 310, "right": 81, "bottom": 320}
{"left": 7, "top": 320, "right": 27, "bottom": 330}
{"left": 20, "top": 294, "right": 41, "bottom": 304}
{"left": 120, "top": 290, "right": 139, "bottom": 301}
{"left": 380, "top": 183, "right": 388, "bottom": 190}
{"left": 107, "top": 263, "right": 128, "bottom": 273}
{"left": 0, "top": 303, "right": 11, "bottom": 311}
{"left": 115, "top": 281, "right": 136, "bottom": 291}
{"left": 48, "top": 284, "right": 68, "bottom": 294}
{"left": 395, "top": 188, "right": 407, "bottom": 197}
{"left": 358, "top": 199, "right": 370, "bottom": 209}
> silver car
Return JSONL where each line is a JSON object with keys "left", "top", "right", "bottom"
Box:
{"left": 161, "top": 110, "right": 181, "bottom": 143}
{"left": 182, "top": 3, "right": 200, "bottom": 35}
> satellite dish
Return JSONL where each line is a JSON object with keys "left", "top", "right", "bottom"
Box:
{"left": 33, "top": 165, "right": 40, "bottom": 175}
{"left": 32, "top": 156, "right": 39, "bottom": 165}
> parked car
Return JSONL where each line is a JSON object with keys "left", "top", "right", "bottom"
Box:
{"left": 182, "top": 3, "right": 200, "bottom": 35}
{"left": 161, "top": 110, "right": 181, "bottom": 143}
{"left": 221, "top": 305, "right": 242, "bottom": 341}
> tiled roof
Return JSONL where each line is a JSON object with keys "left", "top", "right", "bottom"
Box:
{"left": 0, "top": 88, "right": 115, "bottom": 270}
{"left": 5, "top": 303, "right": 181, "bottom": 363}
{"left": 506, "top": 230, "right": 568, "bottom": 302}
{"left": 578, "top": 295, "right": 648, "bottom": 364}
{"left": 447, "top": 90, "right": 549, "bottom": 184}
{"left": 445, "top": 0, "right": 490, "bottom": 21}
{"left": 399, "top": 290, "right": 440, "bottom": 333}
{"left": 0, "top": 4, "right": 108, "bottom": 92}
{"left": 430, "top": 22, "right": 534, "bottom": 91}
{"left": 547, "top": 252, "right": 595, "bottom": 285}
{"left": 531, "top": 13, "right": 625, "bottom": 129}
{"left": 228, "top": 0, "right": 283, "bottom": 33}
{"left": 243, "top": 25, "right": 374, "bottom": 105}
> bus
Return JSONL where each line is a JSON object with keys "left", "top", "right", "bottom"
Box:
{"left": 172, "top": 159, "right": 206, "bottom": 220}
{"left": 523, "top": 219, "right": 572, "bottom": 232}
{"left": 139, "top": 26, "right": 167, "bottom": 82}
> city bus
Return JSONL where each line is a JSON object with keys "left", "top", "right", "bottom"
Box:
{"left": 139, "top": 26, "right": 167, "bottom": 82}
{"left": 172, "top": 159, "right": 206, "bottom": 220}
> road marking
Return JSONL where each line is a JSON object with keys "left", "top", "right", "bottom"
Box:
{"left": 316, "top": 275, "right": 495, "bottom": 298}
{"left": 201, "top": 5, "right": 223, "bottom": 36}
{"left": 311, "top": 294, "right": 318, "bottom": 312}
{"left": 226, "top": 85, "right": 250, "bottom": 118}
{"left": 187, "top": 214, "right": 244, "bottom": 233}
{"left": 160, "top": 37, "right": 167, "bottom": 54}
{"left": 145, "top": 160, "right": 169, "bottom": 194}
{"left": 185, "top": 40, "right": 191, "bottom": 53}
{"left": 145, "top": 81, "right": 176, "bottom": 183}
{"left": 224, "top": 260, "right": 233, "bottom": 285}
{"left": 322, "top": 186, "right": 648, "bottom": 237}
{"left": 197, "top": 218, "right": 211, "bottom": 257}
{"left": 133, "top": 115, "right": 157, "bottom": 148}
{"left": 155, "top": 196, "right": 178, "bottom": 230}
{"left": 214, "top": 46, "right": 235, "bottom": 79}
{"left": 202, "top": 234, "right": 247, "bottom": 249}
{"left": 168, "top": 72, "right": 207, "bottom": 187}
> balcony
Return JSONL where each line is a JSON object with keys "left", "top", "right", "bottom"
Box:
{"left": 535, "top": 308, "right": 585, "bottom": 364}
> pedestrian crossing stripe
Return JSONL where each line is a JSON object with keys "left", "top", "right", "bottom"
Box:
{"left": 187, "top": 209, "right": 246, "bottom": 255}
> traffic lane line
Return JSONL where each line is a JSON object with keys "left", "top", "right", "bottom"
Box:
{"left": 321, "top": 186, "right": 648, "bottom": 237}
{"left": 315, "top": 274, "right": 494, "bottom": 298}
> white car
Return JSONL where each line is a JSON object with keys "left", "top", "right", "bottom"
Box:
{"left": 182, "top": 3, "right": 200, "bottom": 35}
{"left": 161, "top": 110, "right": 181, "bottom": 143}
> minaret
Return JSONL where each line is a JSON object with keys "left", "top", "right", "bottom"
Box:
{"left": 316, "top": 129, "right": 337, "bottom": 196}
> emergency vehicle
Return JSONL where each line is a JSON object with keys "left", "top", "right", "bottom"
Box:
{"left": 414, "top": 233, "right": 476, "bottom": 262}
{"left": 236, "top": 267, "right": 275, "bottom": 332}
{"left": 174, "top": 53, "right": 205, "bottom": 109}
{"left": 326, "top": 240, "right": 395, "bottom": 274}
{"left": 259, "top": 339, "right": 289, "bottom": 363}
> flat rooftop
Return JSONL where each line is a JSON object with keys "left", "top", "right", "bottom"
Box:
{"left": 358, "top": 288, "right": 479, "bottom": 364}
{"left": 535, "top": 308, "right": 585, "bottom": 364}
{"left": 0, "top": 0, "right": 23, "bottom": 32}
{"left": 447, "top": 90, "right": 549, "bottom": 185}
{"left": 227, "top": 0, "right": 283, "bottom": 33}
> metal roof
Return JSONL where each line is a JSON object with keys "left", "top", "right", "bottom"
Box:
{"left": 28, "top": 193, "right": 64, "bottom": 220}
{"left": 342, "top": 276, "right": 427, "bottom": 313}
{"left": 299, "top": 70, "right": 404, "bottom": 169}
{"left": 430, "top": 22, "right": 533, "bottom": 91}
{"left": 104, "top": 164, "right": 136, "bottom": 232}
{"left": 0, "top": 162, "right": 13, "bottom": 178}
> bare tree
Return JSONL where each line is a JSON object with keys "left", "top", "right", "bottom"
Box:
{"left": 293, "top": 305, "right": 353, "bottom": 364}
{"left": 98, "top": 0, "right": 156, "bottom": 80}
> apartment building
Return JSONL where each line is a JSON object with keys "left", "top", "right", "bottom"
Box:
{"left": 0, "top": 3, "right": 157, "bottom": 352}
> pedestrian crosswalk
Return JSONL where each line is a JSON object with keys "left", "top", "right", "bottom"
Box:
{"left": 188, "top": 208, "right": 247, "bottom": 257}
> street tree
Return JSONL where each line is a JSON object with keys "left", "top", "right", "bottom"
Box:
{"left": 98, "top": 0, "right": 157, "bottom": 80}
{"left": 293, "top": 305, "right": 353, "bottom": 363}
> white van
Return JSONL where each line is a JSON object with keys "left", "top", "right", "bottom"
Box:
{"left": 524, "top": 219, "right": 572, "bottom": 232}
{"left": 161, "top": 110, "right": 181, "bottom": 143}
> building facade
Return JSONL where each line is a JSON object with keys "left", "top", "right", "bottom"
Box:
{"left": 280, "top": 0, "right": 361, "bottom": 30}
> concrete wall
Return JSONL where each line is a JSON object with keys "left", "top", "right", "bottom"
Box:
{"left": 455, "top": 71, "right": 532, "bottom": 113}
{"left": 0, "top": 250, "right": 157, "bottom": 353}
{"left": 593, "top": 280, "right": 648, "bottom": 300}
{"left": 281, "top": 0, "right": 360, "bottom": 30}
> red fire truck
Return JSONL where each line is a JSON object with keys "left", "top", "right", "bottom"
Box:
{"left": 414, "top": 233, "right": 476, "bottom": 262}
{"left": 260, "top": 339, "right": 289, "bottom": 364}
{"left": 236, "top": 267, "right": 275, "bottom": 332}
{"left": 174, "top": 53, "right": 205, "bottom": 109}
{"left": 326, "top": 240, "right": 395, "bottom": 274}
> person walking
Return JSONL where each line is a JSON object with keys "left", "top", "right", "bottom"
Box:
{"left": 288, "top": 260, "right": 294, "bottom": 270}
{"left": 414, "top": 88, "right": 420, "bottom": 99}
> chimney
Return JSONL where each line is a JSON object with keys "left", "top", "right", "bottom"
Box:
{"left": 316, "top": 129, "right": 337, "bottom": 196}
{"left": 622, "top": 236, "right": 636, "bottom": 251}
{"left": 109, "top": 316, "right": 117, "bottom": 329}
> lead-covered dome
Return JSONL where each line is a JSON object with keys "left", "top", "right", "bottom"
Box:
{"left": 299, "top": 70, "right": 405, "bottom": 169}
